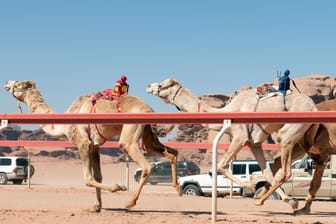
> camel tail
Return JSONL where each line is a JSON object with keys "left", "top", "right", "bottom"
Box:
{"left": 150, "top": 124, "right": 175, "bottom": 138}
{"left": 142, "top": 125, "right": 178, "bottom": 157}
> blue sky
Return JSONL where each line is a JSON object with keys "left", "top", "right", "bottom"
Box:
{"left": 1, "top": 1, "right": 335, "bottom": 129}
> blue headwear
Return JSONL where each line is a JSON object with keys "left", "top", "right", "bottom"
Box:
{"left": 284, "top": 69, "right": 290, "bottom": 76}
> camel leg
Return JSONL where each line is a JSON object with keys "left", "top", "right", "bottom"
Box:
{"left": 217, "top": 136, "right": 252, "bottom": 190}
{"left": 161, "top": 145, "right": 181, "bottom": 195}
{"left": 294, "top": 153, "right": 328, "bottom": 215}
{"left": 118, "top": 124, "right": 153, "bottom": 208}
{"left": 254, "top": 142, "right": 293, "bottom": 206}
{"left": 254, "top": 144, "right": 305, "bottom": 210}
{"left": 88, "top": 144, "right": 103, "bottom": 212}
{"left": 254, "top": 124, "right": 309, "bottom": 206}
{"left": 142, "top": 125, "right": 180, "bottom": 195}
{"left": 78, "top": 140, "right": 126, "bottom": 212}
{"left": 248, "top": 142, "right": 273, "bottom": 191}
{"left": 248, "top": 142, "right": 290, "bottom": 202}
{"left": 122, "top": 143, "right": 152, "bottom": 209}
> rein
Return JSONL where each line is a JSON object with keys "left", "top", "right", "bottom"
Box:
{"left": 89, "top": 104, "right": 108, "bottom": 141}
{"left": 248, "top": 97, "right": 272, "bottom": 138}
{"left": 172, "top": 85, "right": 183, "bottom": 102}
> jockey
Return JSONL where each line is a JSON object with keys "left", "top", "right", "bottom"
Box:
{"left": 277, "top": 69, "right": 299, "bottom": 106}
{"left": 278, "top": 69, "right": 291, "bottom": 92}
{"left": 113, "top": 75, "right": 129, "bottom": 96}
{"left": 91, "top": 74, "right": 129, "bottom": 105}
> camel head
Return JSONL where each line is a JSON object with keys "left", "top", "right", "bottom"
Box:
{"left": 146, "top": 78, "right": 181, "bottom": 103}
{"left": 4, "top": 80, "right": 37, "bottom": 102}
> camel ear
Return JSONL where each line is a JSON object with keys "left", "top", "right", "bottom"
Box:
{"left": 27, "top": 81, "right": 36, "bottom": 89}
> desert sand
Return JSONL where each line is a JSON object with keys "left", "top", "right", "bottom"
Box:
{"left": 1, "top": 156, "right": 335, "bottom": 224}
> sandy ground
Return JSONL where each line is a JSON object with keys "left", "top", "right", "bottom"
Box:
{"left": 1, "top": 157, "right": 336, "bottom": 224}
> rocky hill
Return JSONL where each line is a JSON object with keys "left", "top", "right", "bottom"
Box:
{"left": 0, "top": 74, "right": 335, "bottom": 165}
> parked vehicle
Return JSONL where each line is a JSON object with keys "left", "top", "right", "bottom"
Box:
{"left": 134, "top": 160, "right": 200, "bottom": 185}
{"left": 179, "top": 160, "right": 273, "bottom": 197}
{"left": 0, "top": 156, "right": 35, "bottom": 184}
{"left": 250, "top": 154, "right": 336, "bottom": 200}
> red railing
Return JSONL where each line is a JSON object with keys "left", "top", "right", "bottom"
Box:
{"left": 1, "top": 111, "right": 335, "bottom": 149}
{"left": 0, "top": 140, "right": 280, "bottom": 150}
{"left": 1, "top": 111, "right": 336, "bottom": 124}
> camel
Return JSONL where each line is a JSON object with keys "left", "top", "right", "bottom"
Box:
{"left": 146, "top": 78, "right": 321, "bottom": 213}
{"left": 4, "top": 80, "right": 180, "bottom": 212}
{"left": 264, "top": 99, "right": 336, "bottom": 214}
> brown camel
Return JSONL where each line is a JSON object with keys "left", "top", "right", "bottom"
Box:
{"left": 4, "top": 80, "right": 180, "bottom": 212}
{"left": 146, "top": 78, "right": 321, "bottom": 213}
{"left": 264, "top": 99, "right": 336, "bottom": 214}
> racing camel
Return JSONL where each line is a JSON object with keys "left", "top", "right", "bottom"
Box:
{"left": 146, "top": 78, "right": 326, "bottom": 214}
{"left": 4, "top": 80, "right": 180, "bottom": 212}
{"left": 265, "top": 100, "right": 336, "bottom": 214}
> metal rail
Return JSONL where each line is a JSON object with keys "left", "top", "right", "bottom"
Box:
{"left": 1, "top": 111, "right": 336, "bottom": 125}
{"left": 0, "top": 140, "right": 279, "bottom": 150}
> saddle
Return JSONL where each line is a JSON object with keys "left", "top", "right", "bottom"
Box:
{"left": 91, "top": 89, "right": 127, "bottom": 112}
{"left": 256, "top": 83, "right": 292, "bottom": 101}
{"left": 256, "top": 83, "right": 277, "bottom": 98}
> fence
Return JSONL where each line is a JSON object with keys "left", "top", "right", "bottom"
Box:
{"left": 1, "top": 111, "right": 336, "bottom": 224}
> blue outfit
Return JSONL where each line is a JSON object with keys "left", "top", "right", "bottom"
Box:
{"left": 277, "top": 69, "right": 291, "bottom": 105}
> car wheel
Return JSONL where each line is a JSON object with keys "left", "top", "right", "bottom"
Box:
{"left": 25, "top": 165, "right": 35, "bottom": 177}
{"left": 254, "top": 187, "right": 281, "bottom": 200}
{"left": 0, "top": 173, "right": 8, "bottom": 185}
{"left": 183, "top": 184, "right": 201, "bottom": 196}
{"left": 12, "top": 179, "right": 23, "bottom": 184}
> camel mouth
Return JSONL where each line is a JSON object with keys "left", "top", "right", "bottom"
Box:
{"left": 4, "top": 84, "right": 11, "bottom": 92}
{"left": 146, "top": 87, "right": 158, "bottom": 96}
{"left": 4, "top": 80, "right": 16, "bottom": 92}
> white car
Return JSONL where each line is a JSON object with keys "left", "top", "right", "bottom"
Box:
{"left": 179, "top": 160, "right": 273, "bottom": 197}
{"left": 0, "top": 156, "right": 35, "bottom": 184}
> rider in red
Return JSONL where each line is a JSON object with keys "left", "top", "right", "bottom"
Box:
{"left": 91, "top": 75, "right": 129, "bottom": 105}
{"left": 113, "top": 75, "right": 129, "bottom": 96}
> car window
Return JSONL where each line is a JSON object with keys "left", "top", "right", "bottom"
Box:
{"left": 155, "top": 163, "right": 164, "bottom": 170}
{"left": 0, "top": 158, "right": 12, "bottom": 166}
{"left": 249, "top": 164, "right": 261, "bottom": 174}
{"left": 187, "top": 162, "right": 199, "bottom": 169}
{"left": 163, "top": 163, "right": 171, "bottom": 169}
{"left": 232, "top": 164, "right": 246, "bottom": 175}
{"left": 16, "top": 158, "right": 28, "bottom": 166}
{"left": 177, "top": 162, "right": 186, "bottom": 169}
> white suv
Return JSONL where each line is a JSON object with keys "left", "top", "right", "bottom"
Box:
{"left": 179, "top": 160, "right": 273, "bottom": 197}
{"left": 0, "top": 156, "right": 35, "bottom": 184}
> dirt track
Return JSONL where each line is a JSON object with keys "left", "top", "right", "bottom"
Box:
{"left": 1, "top": 158, "right": 335, "bottom": 224}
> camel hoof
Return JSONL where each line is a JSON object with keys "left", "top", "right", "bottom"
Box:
{"left": 117, "top": 184, "right": 127, "bottom": 191}
{"left": 176, "top": 185, "right": 183, "bottom": 196}
{"left": 294, "top": 208, "right": 310, "bottom": 216}
{"left": 253, "top": 199, "right": 264, "bottom": 206}
{"left": 289, "top": 199, "right": 299, "bottom": 210}
{"left": 125, "top": 201, "right": 136, "bottom": 209}
{"left": 86, "top": 205, "right": 101, "bottom": 213}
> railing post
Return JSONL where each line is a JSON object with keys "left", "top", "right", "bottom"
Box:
{"left": 211, "top": 119, "right": 231, "bottom": 224}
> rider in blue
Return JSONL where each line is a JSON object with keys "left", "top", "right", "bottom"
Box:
{"left": 278, "top": 69, "right": 291, "bottom": 92}
{"left": 277, "top": 69, "right": 292, "bottom": 105}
